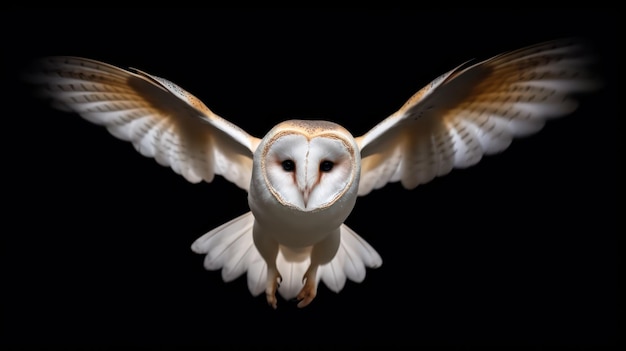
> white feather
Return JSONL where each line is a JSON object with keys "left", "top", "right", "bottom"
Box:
{"left": 320, "top": 224, "right": 382, "bottom": 290}
{"left": 276, "top": 250, "right": 312, "bottom": 300}
{"left": 191, "top": 213, "right": 382, "bottom": 301}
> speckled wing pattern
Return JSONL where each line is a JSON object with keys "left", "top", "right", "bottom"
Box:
{"left": 26, "top": 56, "right": 260, "bottom": 190}
{"left": 356, "top": 38, "right": 599, "bottom": 196}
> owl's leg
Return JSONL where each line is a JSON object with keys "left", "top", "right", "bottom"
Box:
{"left": 253, "top": 229, "right": 282, "bottom": 309}
{"left": 297, "top": 230, "right": 340, "bottom": 308}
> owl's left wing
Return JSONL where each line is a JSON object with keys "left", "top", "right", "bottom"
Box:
{"left": 355, "top": 38, "right": 600, "bottom": 196}
{"left": 25, "top": 56, "right": 261, "bottom": 191}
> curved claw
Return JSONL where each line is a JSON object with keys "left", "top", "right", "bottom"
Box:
{"left": 266, "top": 292, "right": 278, "bottom": 310}
{"left": 296, "top": 276, "right": 317, "bottom": 308}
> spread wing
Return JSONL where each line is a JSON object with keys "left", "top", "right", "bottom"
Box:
{"left": 355, "top": 38, "right": 600, "bottom": 196}
{"left": 25, "top": 56, "right": 261, "bottom": 191}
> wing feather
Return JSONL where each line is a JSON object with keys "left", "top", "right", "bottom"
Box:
{"left": 356, "top": 38, "right": 600, "bottom": 196}
{"left": 25, "top": 56, "right": 261, "bottom": 190}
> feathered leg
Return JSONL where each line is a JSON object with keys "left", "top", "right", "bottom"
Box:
{"left": 253, "top": 226, "right": 282, "bottom": 309}
{"left": 296, "top": 230, "right": 340, "bottom": 308}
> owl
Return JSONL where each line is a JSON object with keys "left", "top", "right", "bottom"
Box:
{"left": 25, "top": 38, "right": 598, "bottom": 309}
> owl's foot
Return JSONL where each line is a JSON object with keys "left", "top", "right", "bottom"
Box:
{"left": 265, "top": 273, "right": 282, "bottom": 309}
{"left": 296, "top": 275, "right": 318, "bottom": 308}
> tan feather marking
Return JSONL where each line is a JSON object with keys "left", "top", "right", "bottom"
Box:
{"left": 267, "top": 120, "right": 356, "bottom": 157}
{"left": 276, "top": 120, "right": 353, "bottom": 138}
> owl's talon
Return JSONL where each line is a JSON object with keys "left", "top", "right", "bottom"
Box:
{"left": 296, "top": 276, "right": 317, "bottom": 308}
{"left": 265, "top": 272, "right": 282, "bottom": 309}
{"left": 266, "top": 292, "right": 278, "bottom": 310}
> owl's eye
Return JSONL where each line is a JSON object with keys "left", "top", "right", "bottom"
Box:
{"left": 319, "top": 160, "right": 334, "bottom": 172}
{"left": 281, "top": 160, "right": 295, "bottom": 172}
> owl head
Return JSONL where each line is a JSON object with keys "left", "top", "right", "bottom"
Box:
{"left": 253, "top": 119, "right": 361, "bottom": 213}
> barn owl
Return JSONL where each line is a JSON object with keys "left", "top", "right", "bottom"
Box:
{"left": 25, "top": 38, "right": 598, "bottom": 309}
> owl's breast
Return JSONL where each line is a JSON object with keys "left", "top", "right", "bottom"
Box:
{"left": 247, "top": 179, "right": 358, "bottom": 248}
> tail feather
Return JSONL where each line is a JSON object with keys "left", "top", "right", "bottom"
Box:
{"left": 191, "top": 212, "right": 255, "bottom": 273}
{"left": 319, "top": 224, "right": 383, "bottom": 292}
{"left": 319, "top": 255, "right": 347, "bottom": 293}
{"left": 276, "top": 250, "right": 310, "bottom": 300}
{"left": 221, "top": 237, "right": 255, "bottom": 282}
{"left": 246, "top": 255, "right": 267, "bottom": 296}
{"left": 191, "top": 212, "right": 383, "bottom": 301}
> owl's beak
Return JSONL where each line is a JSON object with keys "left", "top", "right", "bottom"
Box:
{"left": 297, "top": 168, "right": 316, "bottom": 209}
{"left": 301, "top": 186, "right": 311, "bottom": 208}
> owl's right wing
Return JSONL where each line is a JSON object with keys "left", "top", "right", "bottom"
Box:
{"left": 25, "top": 56, "right": 261, "bottom": 191}
{"left": 355, "top": 38, "right": 600, "bottom": 196}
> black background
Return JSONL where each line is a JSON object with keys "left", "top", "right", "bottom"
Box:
{"left": 2, "top": 9, "right": 619, "bottom": 349}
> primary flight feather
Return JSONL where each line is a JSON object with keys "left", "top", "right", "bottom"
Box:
{"left": 25, "top": 38, "right": 599, "bottom": 308}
